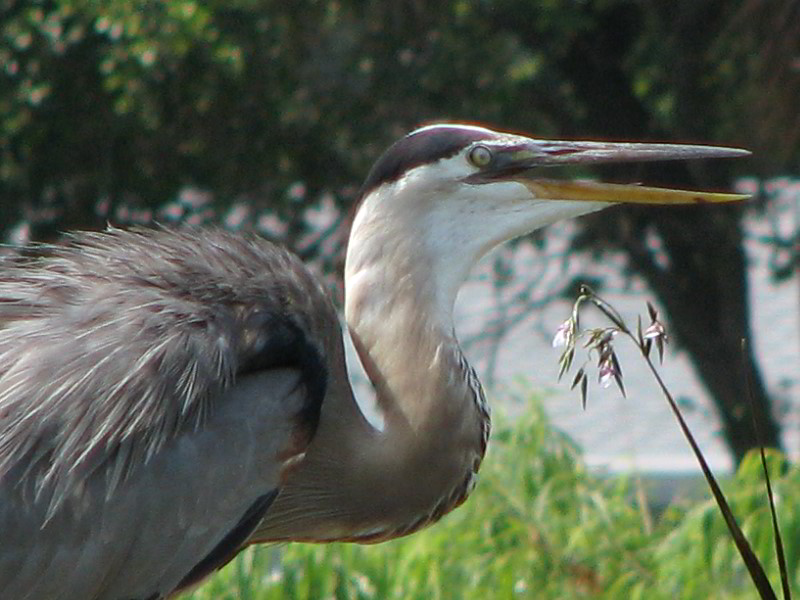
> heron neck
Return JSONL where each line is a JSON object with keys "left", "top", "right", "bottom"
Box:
{"left": 341, "top": 256, "right": 491, "bottom": 540}
{"left": 251, "top": 236, "right": 488, "bottom": 543}
{"left": 347, "top": 280, "right": 475, "bottom": 437}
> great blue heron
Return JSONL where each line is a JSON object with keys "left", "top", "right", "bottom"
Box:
{"left": 0, "top": 124, "right": 746, "bottom": 599}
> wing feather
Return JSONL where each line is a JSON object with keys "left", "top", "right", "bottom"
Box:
{"left": 0, "top": 227, "right": 333, "bottom": 515}
{"left": 0, "top": 227, "right": 338, "bottom": 598}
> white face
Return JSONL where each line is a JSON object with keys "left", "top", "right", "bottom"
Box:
{"left": 346, "top": 129, "right": 610, "bottom": 323}
{"left": 353, "top": 134, "right": 608, "bottom": 259}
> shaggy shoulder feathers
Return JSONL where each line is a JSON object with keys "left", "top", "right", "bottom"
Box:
{"left": 0, "top": 228, "right": 334, "bottom": 516}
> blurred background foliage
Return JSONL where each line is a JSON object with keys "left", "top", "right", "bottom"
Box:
{"left": 3, "top": 1, "right": 797, "bottom": 231}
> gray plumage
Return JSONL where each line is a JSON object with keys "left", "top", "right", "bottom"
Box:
{"left": 0, "top": 228, "right": 333, "bottom": 598}
{"left": 0, "top": 124, "right": 746, "bottom": 599}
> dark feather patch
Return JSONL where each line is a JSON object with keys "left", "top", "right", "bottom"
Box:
{"left": 237, "top": 312, "right": 326, "bottom": 443}
{"left": 174, "top": 489, "right": 279, "bottom": 593}
{"left": 359, "top": 125, "right": 495, "bottom": 197}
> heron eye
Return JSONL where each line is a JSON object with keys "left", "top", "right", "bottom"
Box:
{"left": 468, "top": 145, "right": 493, "bottom": 168}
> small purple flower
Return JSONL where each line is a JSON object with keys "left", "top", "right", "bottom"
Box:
{"left": 552, "top": 319, "right": 575, "bottom": 348}
{"left": 643, "top": 321, "right": 666, "bottom": 341}
{"left": 642, "top": 313, "right": 667, "bottom": 364}
{"left": 598, "top": 357, "right": 616, "bottom": 388}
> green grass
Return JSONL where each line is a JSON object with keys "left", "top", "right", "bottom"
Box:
{"left": 184, "top": 388, "right": 800, "bottom": 599}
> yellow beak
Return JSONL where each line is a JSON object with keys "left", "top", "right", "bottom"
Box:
{"left": 495, "top": 138, "right": 750, "bottom": 204}
{"left": 520, "top": 179, "right": 748, "bottom": 204}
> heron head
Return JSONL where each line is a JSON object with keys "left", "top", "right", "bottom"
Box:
{"left": 346, "top": 123, "right": 748, "bottom": 322}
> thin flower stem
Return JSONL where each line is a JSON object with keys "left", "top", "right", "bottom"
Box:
{"left": 742, "top": 339, "right": 791, "bottom": 600}
{"left": 621, "top": 330, "right": 777, "bottom": 600}
{"left": 558, "top": 287, "right": 781, "bottom": 600}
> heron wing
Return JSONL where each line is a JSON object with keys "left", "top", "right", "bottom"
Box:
{"left": 0, "top": 228, "right": 335, "bottom": 598}
{"left": 0, "top": 368, "right": 311, "bottom": 600}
